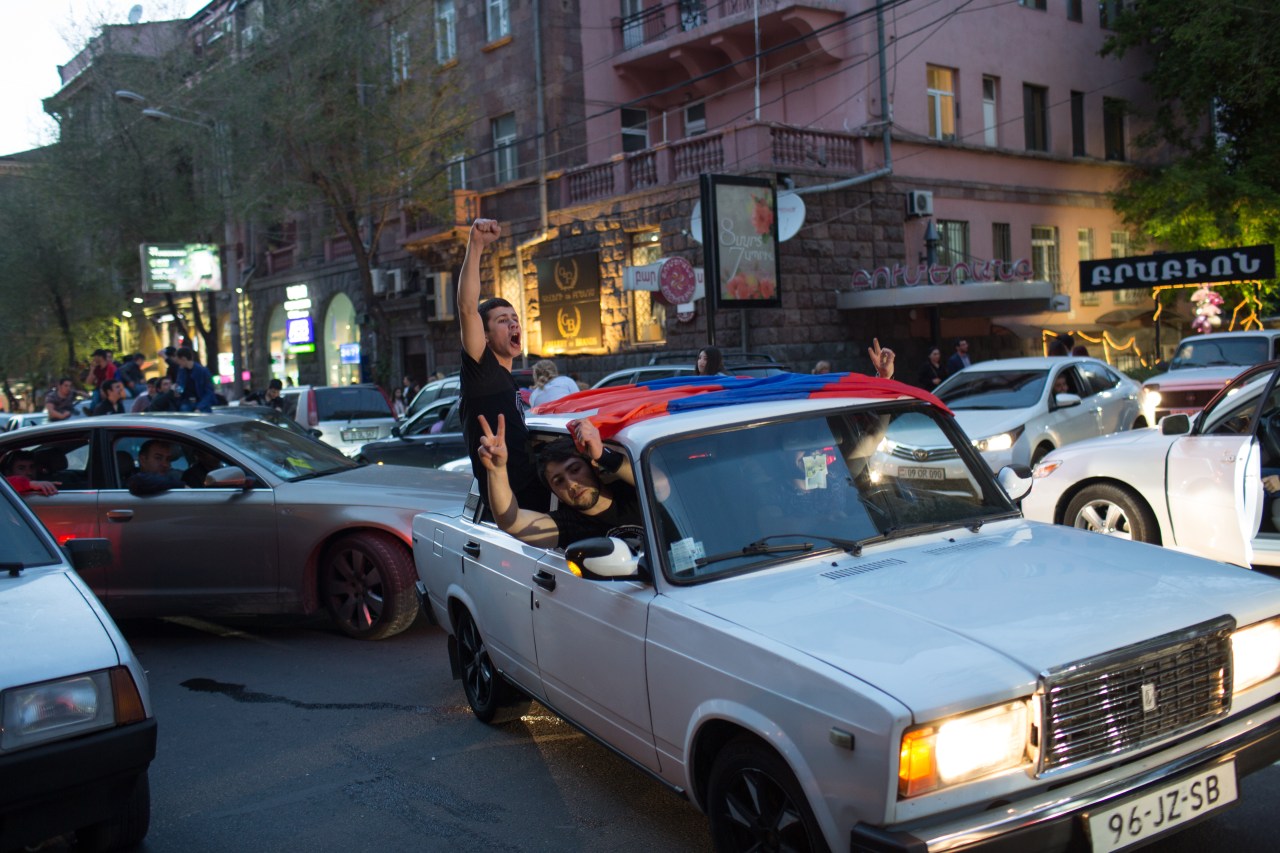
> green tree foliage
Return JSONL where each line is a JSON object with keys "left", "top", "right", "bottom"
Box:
{"left": 1103, "top": 0, "right": 1280, "bottom": 313}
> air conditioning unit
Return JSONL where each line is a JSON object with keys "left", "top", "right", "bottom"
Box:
{"left": 371, "top": 268, "right": 388, "bottom": 295}
{"left": 423, "top": 272, "right": 455, "bottom": 321}
{"left": 905, "top": 190, "right": 934, "bottom": 218}
{"left": 390, "top": 268, "right": 406, "bottom": 294}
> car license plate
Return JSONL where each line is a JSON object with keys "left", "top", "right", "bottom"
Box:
{"left": 341, "top": 427, "right": 379, "bottom": 441}
{"left": 1084, "top": 762, "right": 1237, "bottom": 853}
{"left": 899, "top": 466, "right": 944, "bottom": 480}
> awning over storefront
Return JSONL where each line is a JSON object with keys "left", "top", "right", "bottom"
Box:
{"left": 837, "top": 280, "right": 1055, "bottom": 314}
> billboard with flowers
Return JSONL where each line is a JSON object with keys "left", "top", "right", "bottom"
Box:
{"left": 700, "top": 174, "right": 781, "bottom": 310}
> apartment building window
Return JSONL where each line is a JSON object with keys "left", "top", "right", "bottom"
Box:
{"left": 486, "top": 0, "right": 510, "bottom": 43}
{"left": 436, "top": 0, "right": 456, "bottom": 64}
{"left": 1112, "top": 232, "right": 1144, "bottom": 304}
{"left": 926, "top": 66, "right": 957, "bottom": 141}
{"left": 992, "top": 223, "right": 1012, "bottom": 264}
{"left": 621, "top": 108, "right": 649, "bottom": 153}
{"left": 492, "top": 114, "right": 517, "bottom": 184}
{"left": 1100, "top": 0, "right": 1124, "bottom": 30}
{"left": 1104, "top": 98, "right": 1127, "bottom": 161}
{"left": 1019, "top": 0, "right": 1047, "bottom": 8}
{"left": 982, "top": 76, "right": 998, "bottom": 147}
{"left": 1078, "top": 228, "right": 1098, "bottom": 305}
{"left": 680, "top": 0, "right": 708, "bottom": 31}
{"left": 448, "top": 154, "right": 466, "bottom": 191}
{"left": 1071, "top": 91, "right": 1086, "bottom": 156}
{"left": 1031, "top": 226, "right": 1061, "bottom": 292}
{"left": 938, "top": 220, "right": 970, "bottom": 271}
{"left": 621, "top": 0, "right": 645, "bottom": 50}
{"left": 1024, "top": 84, "right": 1049, "bottom": 152}
{"left": 1067, "top": 0, "right": 1083, "bottom": 21}
{"left": 629, "top": 231, "right": 667, "bottom": 344}
{"left": 685, "top": 103, "right": 706, "bottom": 136}
{"left": 390, "top": 29, "right": 411, "bottom": 84}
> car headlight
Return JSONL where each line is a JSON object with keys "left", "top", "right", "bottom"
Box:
{"left": 972, "top": 426, "right": 1024, "bottom": 454}
{"left": 1033, "top": 460, "right": 1063, "bottom": 479}
{"left": 898, "top": 700, "right": 1031, "bottom": 797}
{"left": 1140, "top": 385, "right": 1161, "bottom": 411}
{"left": 1232, "top": 617, "right": 1280, "bottom": 695}
{"left": 1, "top": 667, "right": 147, "bottom": 752}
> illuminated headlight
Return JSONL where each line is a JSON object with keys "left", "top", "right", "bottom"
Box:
{"left": 1, "top": 667, "right": 146, "bottom": 752}
{"left": 972, "top": 426, "right": 1024, "bottom": 454}
{"left": 1140, "top": 385, "right": 1161, "bottom": 412}
{"left": 1232, "top": 617, "right": 1280, "bottom": 695}
{"left": 898, "top": 701, "right": 1031, "bottom": 797}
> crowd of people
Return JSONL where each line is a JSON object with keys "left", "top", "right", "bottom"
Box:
{"left": 35, "top": 345, "right": 225, "bottom": 423}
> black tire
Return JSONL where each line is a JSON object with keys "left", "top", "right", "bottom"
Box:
{"left": 707, "top": 737, "right": 828, "bottom": 853}
{"left": 320, "top": 532, "right": 418, "bottom": 640}
{"left": 455, "top": 607, "right": 530, "bottom": 724}
{"left": 76, "top": 770, "right": 150, "bottom": 852}
{"left": 1065, "top": 484, "right": 1159, "bottom": 544}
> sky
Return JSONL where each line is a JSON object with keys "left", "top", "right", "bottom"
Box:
{"left": 0, "top": 0, "right": 204, "bottom": 157}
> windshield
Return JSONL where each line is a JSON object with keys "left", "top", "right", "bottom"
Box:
{"left": 205, "top": 419, "right": 360, "bottom": 480}
{"left": 0, "top": 488, "right": 60, "bottom": 569}
{"left": 1171, "top": 336, "right": 1269, "bottom": 369}
{"left": 646, "top": 405, "right": 1014, "bottom": 582}
{"left": 937, "top": 370, "right": 1048, "bottom": 410}
{"left": 315, "top": 387, "right": 394, "bottom": 421}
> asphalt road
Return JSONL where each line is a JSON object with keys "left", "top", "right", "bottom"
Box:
{"left": 53, "top": 613, "right": 1280, "bottom": 852}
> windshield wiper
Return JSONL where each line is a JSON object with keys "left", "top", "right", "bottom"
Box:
{"left": 695, "top": 533, "right": 866, "bottom": 568}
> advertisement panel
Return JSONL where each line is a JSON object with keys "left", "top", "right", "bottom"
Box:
{"left": 536, "top": 253, "right": 602, "bottom": 353}
{"left": 139, "top": 243, "right": 223, "bottom": 292}
{"left": 699, "top": 174, "right": 782, "bottom": 310}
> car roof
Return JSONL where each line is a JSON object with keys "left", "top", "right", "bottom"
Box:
{"left": 1178, "top": 330, "right": 1280, "bottom": 341}
{"left": 5, "top": 409, "right": 287, "bottom": 436}
{"left": 955, "top": 356, "right": 1112, "bottom": 371}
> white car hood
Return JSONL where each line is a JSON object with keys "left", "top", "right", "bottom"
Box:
{"left": 1144, "top": 366, "right": 1243, "bottom": 388}
{"left": 950, "top": 408, "right": 1034, "bottom": 441}
{"left": 1044, "top": 423, "right": 1177, "bottom": 458}
{"left": 0, "top": 570, "right": 120, "bottom": 689}
{"left": 672, "top": 521, "right": 1280, "bottom": 722}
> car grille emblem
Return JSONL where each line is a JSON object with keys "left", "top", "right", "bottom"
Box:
{"left": 913, "top": 449, "right": 929, "bottom": 462}
{"left": 1141, "top": 682, "right": 1157, "bottom": 713}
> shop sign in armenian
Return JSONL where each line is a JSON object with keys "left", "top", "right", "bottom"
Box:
{"left": 1081, "top": 245, "right": 1275, "bottom": 292}
{"left": 536, "top": 253, "right": 602, "bottom": 352}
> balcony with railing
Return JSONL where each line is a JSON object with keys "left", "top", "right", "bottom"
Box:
{"left": 612, "top": 1, "right": 845, "bottom": 78}
{"left": 558, "top": 120, "right": 867, "bottom": 207}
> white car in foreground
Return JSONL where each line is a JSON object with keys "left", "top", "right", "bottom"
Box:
{"left": 1024, "top": 360, "right": 1280, "bottom": 569}
{"left": 928, "top": 356, "right": 1140, "bottom": 471}
{"left": 413, "top": 373, "right": 1280, "bottom": 852}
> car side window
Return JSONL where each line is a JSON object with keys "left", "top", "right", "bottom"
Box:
{"left": 0, "top": 434, "right": 93, "bottom": 490}
{"left": 1078, "top": 364, "right": 1119, "bottom": 396}
{"left": 110, "top": 434, "right": 234, "bottom": 489}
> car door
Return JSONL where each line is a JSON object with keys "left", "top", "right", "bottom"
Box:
{"left": 1078, "top": 362, "right": 1138, "bottom": 434}
{"left": 1165, "top": 375, "right": 1268, "bottom": 566}
{"left": 97, "top": 430, "right": 280, "bottom": 617}
{"left": 529, "top": 551, "right": 659, "bottom": 771}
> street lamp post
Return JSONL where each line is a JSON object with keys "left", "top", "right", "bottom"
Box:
{"left": 115, "top": 90, "right": 247, "bottom": 397}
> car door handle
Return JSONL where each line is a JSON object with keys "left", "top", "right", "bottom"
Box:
{"left": 463, "top": 541, "right": 481, "bottom": 557}
{"left": 532, "top": 570, "right": 556, "bottom": 591}
{"left": 106, "top": 509, "right": 134, "bottom": 522}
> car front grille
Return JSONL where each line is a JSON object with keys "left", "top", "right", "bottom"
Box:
{"left": 889, "top": 445, "right": 959, "bottom": 462}
{"left": 1039, "top": 617, "right": 1233, "bottom": 773}
{"left": 1155, "top": 388, "right": 1221, "bottom": 417}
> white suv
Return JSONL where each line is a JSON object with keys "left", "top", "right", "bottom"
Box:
{"left": 1138, "top": 329, "right": 1280, "bottom": 426}
{"left": 282, "top": 384, "right": 398, "bottom": 457}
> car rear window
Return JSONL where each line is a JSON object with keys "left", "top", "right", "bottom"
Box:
{"left": 314, "top": 387, "right": 394, "bottom": 420}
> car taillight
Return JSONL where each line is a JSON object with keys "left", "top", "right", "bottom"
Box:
{"left": 307, "top": 389, "right": 318, "bottom": 427}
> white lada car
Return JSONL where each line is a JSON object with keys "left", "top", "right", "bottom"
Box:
{"left": 412, "top": 372, "right": 1280, "bottom": 853}
{"left": 1023, "top": 360, "right": 1280, "bottom": 569}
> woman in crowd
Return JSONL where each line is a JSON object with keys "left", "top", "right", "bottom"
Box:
{"left": 917, "top": 346, "right": 946, "bottom": 391}
{"left": 696, "top": 346, "right": 725, "bottom": 376}
{"left": 529, "top": 360, "right": 579, "bottom": 407}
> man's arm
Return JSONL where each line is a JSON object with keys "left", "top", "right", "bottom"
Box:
{"left": 458, "top": 219, "right": 501, "bottom": 363}
{"left": 569, "top": 419, "right": 634, "bottom": 486}
{"left": 45, "top": 400, "right": 69, "bottom": 420}
{"left": 478, "top": 414, "right": 560, "bottom": 547}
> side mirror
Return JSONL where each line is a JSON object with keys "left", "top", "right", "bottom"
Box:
{"left": 1053, "top": 392, "right": 1082, "bottom": 409}
{"left": 565, "top": 537, "right": 641, "bottom": 580}
{"left": 205, "top": 466, "right": 252, "bottom": 490}
{"left": 1160, "top": 413, "right": 1192, "bottom": 435}
{"left": 63, "top": 538, "right": 112, "bottom": 575}
{"left": 997, "top": 464, "right": 1033, "bottom": 502}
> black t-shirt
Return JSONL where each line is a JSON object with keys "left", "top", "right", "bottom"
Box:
{"left": 550, "top": 481, "right": 645, "bottom": 550}
{"left": 461, "top": 347, "right": 550, "bottom": 512}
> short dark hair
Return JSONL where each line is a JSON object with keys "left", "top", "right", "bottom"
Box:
{"left": 100, "top": 378, "right": 122, "bottom": 394}
{"left": 92, "top": 348, "right": 110, "bottom": 358}
{"left": 162, "top": 346, "right": 177, "bottom": 358}
{"left": 954, "top": 338, "right": 967, "bottom": 349}
{"left": 1, "top": 449, "right": 36, "bottom": 476}
{"left": 57, "top": 376, "right": 73, "bottom": 386}
{"left": 478, "top": 298, "right": 514, "bottom": 330}
{"left": 139, "top": 439, "right": 173, "bottom": 458}
{"left": 536, "top": 437, "right": 589, "bottom": 486}
{"left": 176, "top": 346, "right": 195, "bottom": 361}
{"left": 268, "top": 378, "right": 283, "bottom": 391}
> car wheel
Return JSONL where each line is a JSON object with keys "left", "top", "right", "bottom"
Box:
{"left": 707, "top": 737, "right": 828, "bottom": 853}
{"left": 1065, "top": 484, "right": 1159, "bottom": 544}
{"left": 455, "top": 607, "right": 530, "bottom": 724}
{"left": 320, "top": 532, "right": 418, "bottom": 640}
{"left": 76, "top": 770, "right": 150, "bottom": 852}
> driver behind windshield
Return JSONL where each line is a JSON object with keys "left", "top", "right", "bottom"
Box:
{"left": 476, "top": 415, "right": 643, "bottom": 550}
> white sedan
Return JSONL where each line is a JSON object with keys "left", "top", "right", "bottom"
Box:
{"left": 1023, "top": 361, "right": 1280, "bottom": 569}
{"left": 932, "top": 356, "right": 1141, "bottom": 470}
{"left": 413, "top": 373, "right": 1280, "bottom": 852}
